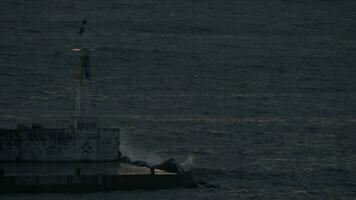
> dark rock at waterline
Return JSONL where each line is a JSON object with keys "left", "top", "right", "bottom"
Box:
{"left": 132, "top": 160, "right": 149, "bottom": 167}
{"left": 120, "top": 156, "right": 132, "bottom": 164}
{"left": 154, "top": 158, "right": 184, "bottom": 174}
{"left": 129, "top": 158, "right": 185, "bottom": 174}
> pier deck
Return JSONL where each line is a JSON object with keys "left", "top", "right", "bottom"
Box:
{"left": 0, "top": 162, "right": 194, "bottom": 193}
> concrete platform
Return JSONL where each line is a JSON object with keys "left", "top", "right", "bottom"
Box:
{"left": 0, "top": 162, "right": 195, "bottom": 193}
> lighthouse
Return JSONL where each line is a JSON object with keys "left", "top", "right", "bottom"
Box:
{"left": 72, "top": 20, "right": 97, "bottom": 130}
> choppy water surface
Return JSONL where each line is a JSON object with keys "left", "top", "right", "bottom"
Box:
{"left": 1, "top": 0, "right": 356, "bottom": 199}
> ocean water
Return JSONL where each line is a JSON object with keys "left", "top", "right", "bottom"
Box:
{"left": 1, "top": 0, "right": 356, "bottom": 199}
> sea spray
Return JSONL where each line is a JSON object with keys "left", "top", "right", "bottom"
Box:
{"left": 119, "top": 129, "right": 164, "bottom": 165}
{"left": 181, "top": 155, "right": 194, "bottom": 172}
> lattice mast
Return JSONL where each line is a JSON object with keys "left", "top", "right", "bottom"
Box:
{"left": 73, "top": 20, "right": 94, "bottom": 120}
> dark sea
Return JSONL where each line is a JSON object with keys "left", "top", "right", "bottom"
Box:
{"left": 1, "top": 0, "right": 356, "bottom": 199}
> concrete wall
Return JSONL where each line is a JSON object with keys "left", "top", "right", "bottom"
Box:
{"left": 0, "top": 128, "right": 120, "bottom": 161}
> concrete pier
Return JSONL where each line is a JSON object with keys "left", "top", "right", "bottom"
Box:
{"left": 0, "top": 162, "right": 195, "bottom": 193}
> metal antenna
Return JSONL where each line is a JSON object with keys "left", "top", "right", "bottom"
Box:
{"left": 72, "top": 20, "right": 96, "bottom": 128}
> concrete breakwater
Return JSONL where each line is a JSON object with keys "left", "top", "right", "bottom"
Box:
{"left": 0, "top": 162, "right": 195, "bottom": 193}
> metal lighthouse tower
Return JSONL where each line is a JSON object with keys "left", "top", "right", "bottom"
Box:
{"left": 72, "top": 20, "right": 96, "bottom": 129}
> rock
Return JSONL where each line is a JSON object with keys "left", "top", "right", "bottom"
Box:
{"left": 120, "top": 156, "right": 132, "bottom": 164}
{"left": 154, "top": 158, "right": 184, "bottom": 174}
{"left": 132, "top": 160, "right": 149, "bottom": 167}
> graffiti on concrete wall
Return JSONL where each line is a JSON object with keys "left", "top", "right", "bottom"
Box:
{"left": 0, "top": 128, "right": 120, "bottom": 161}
